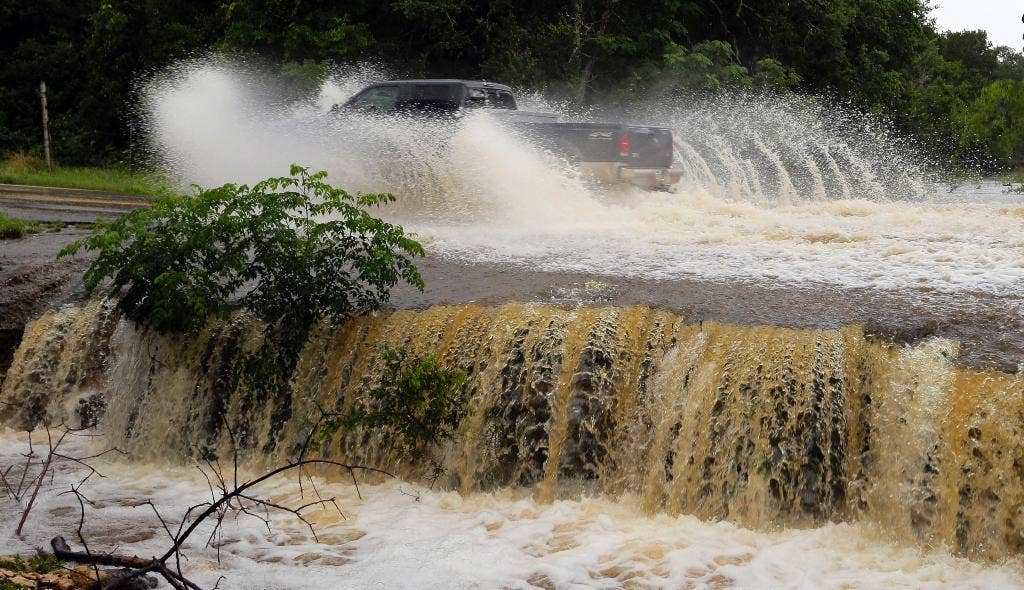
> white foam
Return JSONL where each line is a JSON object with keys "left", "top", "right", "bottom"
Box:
{"left": 1, "top": 432, "right": 1021, "bottom": 589}
{"left": 409, "top": 193, "right": 1024, "bottom": 294}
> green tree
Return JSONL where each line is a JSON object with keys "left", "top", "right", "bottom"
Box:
{"left": 939, "top": 30, "right": 1000, "bottom": 86}
{"left": 4, "top": 0, "right": 1024, "bottom": 169}
{"left": 962, "top": 80, "right": 1024, "bottom": 166}
{"left": 221, "top": 0, "right": 375, "bottom": 62}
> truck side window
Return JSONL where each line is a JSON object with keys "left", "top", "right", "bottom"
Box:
{"left": 349, "top": 86, "right": 400, "bottom": 111}
{"left": 398, "top": 85, "right": 461, "bottom": 113}
{"left": 489, "top": 90, "right": 516, "bottom": 109}
{"left": 464, "top": 88, "right": 487, "bottom": 108}
{"left": 464, "top": 88, "right": 516, "bottom": 110}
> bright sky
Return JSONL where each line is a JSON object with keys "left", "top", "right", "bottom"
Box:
{"left": 930, "top": 0, "right": 1023, "bottom": 50}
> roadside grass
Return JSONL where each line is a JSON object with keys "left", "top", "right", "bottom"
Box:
{"left": 0, "top": 165, "right": 172, "bottom": 197}
{"left": 1, "top": 152, "right": 173, "bottom": 196}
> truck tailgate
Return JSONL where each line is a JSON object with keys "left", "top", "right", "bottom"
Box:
{"left": 516, "top": 122, "right": 674, "bottom": 168}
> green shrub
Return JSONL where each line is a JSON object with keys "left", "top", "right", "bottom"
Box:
{"left": 61, "top": 165, "right": 424, "bottom": 335}
{"left": 1, "top": 152, "right": 45, "bottom": 173}
{"left": 62, "top": 165, "right": 430, "bottom": 443}
{"left": 340, "top": 345, "right": 467, "bottom": 456}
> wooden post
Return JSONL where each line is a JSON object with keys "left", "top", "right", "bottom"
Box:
{"left": 40, "top": 81, "right": 52, "bottom": 171}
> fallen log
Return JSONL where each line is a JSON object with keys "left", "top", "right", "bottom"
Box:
{"left": 49, "top": 538, "right": 158, "bottom": 589}
{"left": 50, "top": 537, "right": 153, "bottom": 569}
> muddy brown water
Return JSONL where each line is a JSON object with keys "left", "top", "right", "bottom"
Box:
{"left": 3, "top": 188, "right": 1024, "bottom": 565}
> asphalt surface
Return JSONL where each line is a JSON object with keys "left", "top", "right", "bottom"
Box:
{"left": 0, "top": 183, "right": 148, "bottom": 224}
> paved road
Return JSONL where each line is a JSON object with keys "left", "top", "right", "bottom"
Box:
{"left": 0, "top": 183, "right": 148, "bottom": 224}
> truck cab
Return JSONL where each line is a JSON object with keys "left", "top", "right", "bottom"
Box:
{"left": 341, "top": 80, "right": 518, "bottom": 116}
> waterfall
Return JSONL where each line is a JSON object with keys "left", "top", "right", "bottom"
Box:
{"left": 3, "top": 302, "right": 1022, "bottom": 560}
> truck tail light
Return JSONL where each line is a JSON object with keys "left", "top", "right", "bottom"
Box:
{"left": 618, "top": 133, "right": 631, "bottom": 157}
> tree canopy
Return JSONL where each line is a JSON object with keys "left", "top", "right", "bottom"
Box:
{"left": 2, "top": 0, "right": 1023, "bottom": 169}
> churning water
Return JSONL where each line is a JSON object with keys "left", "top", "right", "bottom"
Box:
{"left": 143, "top": 60, "right": 1024, "bottom": 295}
{"left": 2, "top": 431, "right": 1021, "bottom": 590}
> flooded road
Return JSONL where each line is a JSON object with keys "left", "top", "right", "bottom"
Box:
{"left": 3, "top": 219, "right": 1022, "bottom": 371}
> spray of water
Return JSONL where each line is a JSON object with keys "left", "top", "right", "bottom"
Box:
{"left": 648, "top": 93, "right": 937, "bottom": 203}
{"left": 142, "top": 59, "right": 1024, "bottom": 295}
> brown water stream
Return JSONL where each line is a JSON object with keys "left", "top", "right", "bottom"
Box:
{"left": 3, "top": 300, "right": 1021, "bottom": 562}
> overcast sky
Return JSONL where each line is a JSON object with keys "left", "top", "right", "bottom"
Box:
{"left": 930, "top": 1, "right": 1022, "bottom": 50}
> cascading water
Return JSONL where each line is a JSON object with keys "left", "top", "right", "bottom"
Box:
{"left": 3, "top": 302, "right": 1023, "bottom": 566}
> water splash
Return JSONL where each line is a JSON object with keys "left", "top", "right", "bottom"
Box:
{"left": 143, "top": 60, "right": 935, "bottom": 205}
{"left": 647, "top": 93, "right": 936, "bottom": 203}
{"left": 141, "top": 60, "right": 1024, "bottom": 295}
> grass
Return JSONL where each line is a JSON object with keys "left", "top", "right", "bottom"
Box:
{"left": 0, "top": 555, "right": 67, "bottom": 589}
{"left": 0, "top": 165, "right": 172, "bottom": 197}
{"left": 0, "top": 213, "right": 66, "bottom": 239}
{"left": 0, "top": 213, "right": 40, "bottom": 239}
{"left": 0, "top": 554, "right": 65, "bottom": 574}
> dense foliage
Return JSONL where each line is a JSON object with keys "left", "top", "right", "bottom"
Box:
{"left": 2, "top": 1, "right": 1023, "bottom": 169}
{"left": 61, "top": 165, "right": 423, "bottom": 333}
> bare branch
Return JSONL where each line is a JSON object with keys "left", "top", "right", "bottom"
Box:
{"left": 19, "top": 412, "right": 391, "bottom": 590}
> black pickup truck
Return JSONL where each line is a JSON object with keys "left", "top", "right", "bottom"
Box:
{"left": 336, "top": 79, "right": 681, "bottom": 190}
